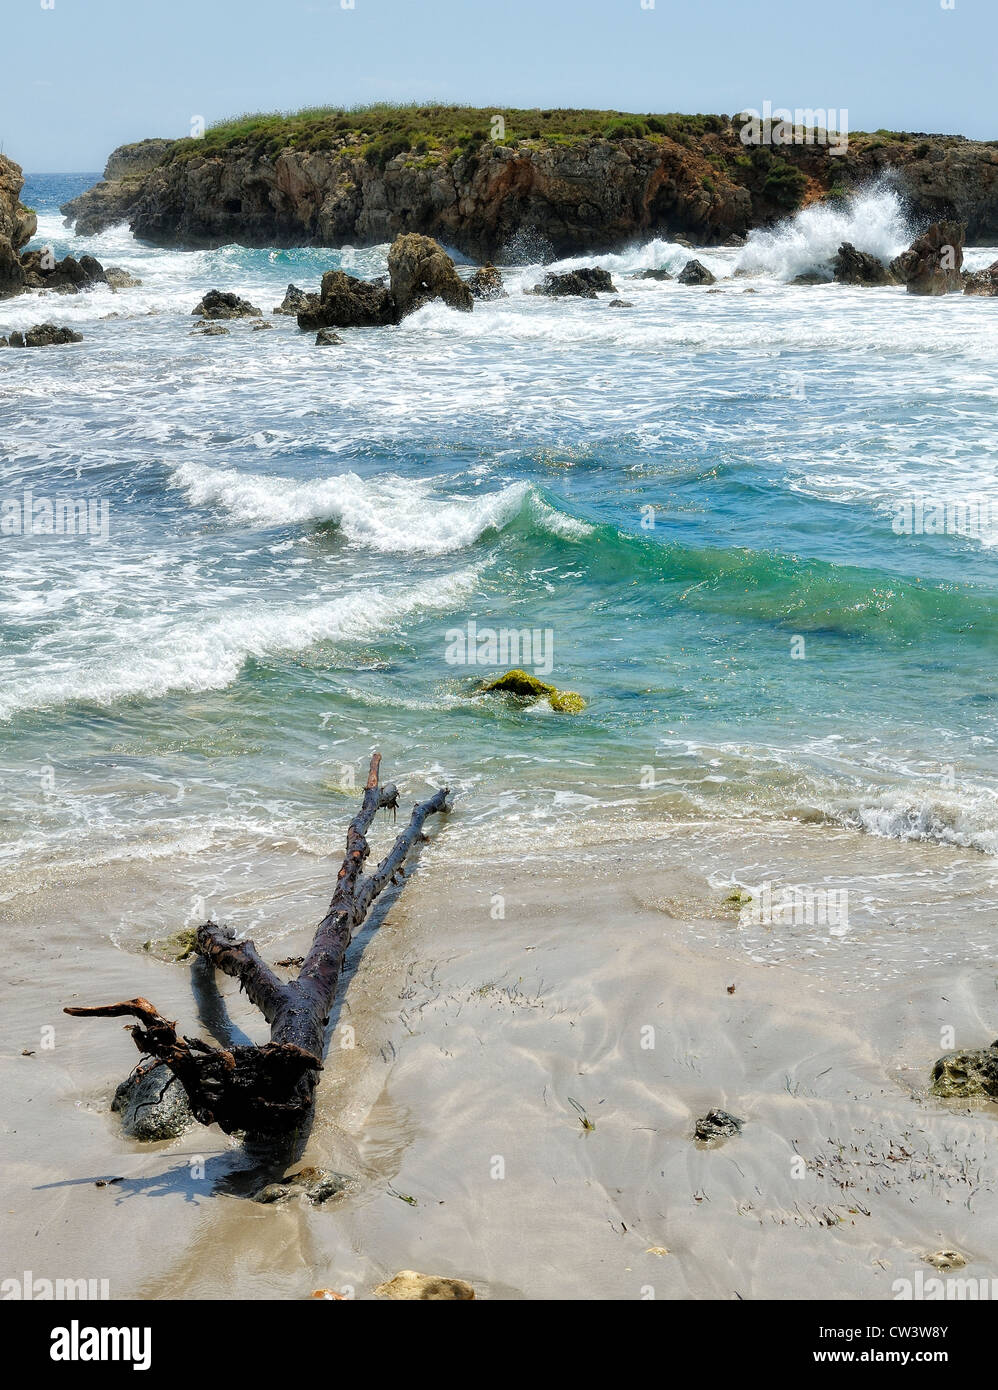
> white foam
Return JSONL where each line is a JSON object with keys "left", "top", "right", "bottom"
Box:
{"left": 736, "top": 183, "right": 914, "bottom": 282}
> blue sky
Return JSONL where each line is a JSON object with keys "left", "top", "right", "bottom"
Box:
{"left": 3, "top": 0, "right": 994, "bottom": 171}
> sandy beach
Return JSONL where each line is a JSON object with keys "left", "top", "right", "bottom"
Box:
{"left": 3, "top": 812, "right": 996, "bottom": 1301}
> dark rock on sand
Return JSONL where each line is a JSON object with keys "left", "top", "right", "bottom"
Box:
{"left": 833, "top": 242, "right": 894, "bottom": 285}
{"left": 253, "top": 1166, "right": 351, "bottom": 1205}
{"left": 191, "top": 288, "right": 262, "bottom": 319}
{"left": 468, "top": 263, "right": 506, "bottom": 299}
{"left": 889, "top": 220, "right": 965, "bottom": 295}
{"left": 694, "top": 1108, "right": 743, "bottom": 1142}
{"left": 931, "top": 1041, "right": 998, "bottom": 1098}
{"left": 964, "top": 258, "right": 998, "bottom": 296}
{"left": 678, "top": 258, "right": 717, "bottom": 286}
{"left": 531, "top": 266, "right": 617, "bottom": 298}
{"left": 387, "top": 232, "right": 474, "bottom": 316}
{"left": 112, "top": 1063, "right": 194, "bottom": 1140}
{"left": 315, "top": 327, "right": 343, "bottom": 346}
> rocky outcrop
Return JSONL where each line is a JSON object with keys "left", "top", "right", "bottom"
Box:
{"left": 295, "top": 234, "right": 472, "bottom": 328}
{"left": 273, "top": 283, "right": 311, "bottom": 315}
{"left": 833, "top": 242, "right": 894, "bottom": 285}
{"left": 677, "top": 258, "right": 716, "bottom": 285}
{"left": 531, "top": 266, "right": 617, "bottom": 297}
{"left": 964, "top": 258, "right": 998, "bottom": 296}
{"left": 315, "top": 327, "right": 343, "bottom": 346}
{"left": 387, "top": 232, "right": 473, "bottom": 314}
{"left": 889, "top": 220, "right": 965, "bottom": 295}
{"left": 931, "top": 1042, "right": 998, "bottom": 1098}
{"left": 105, "top": 265, "right": 142, "bottom": 289}
{"left": 59, "top": 122, "right": 998, "bottom": 258}
{"left": 468, "top": 263, "right": 506, "bottom": 299}
{"left": 634, "top": 267, "right": 673, "bottom": 280}
{"left": 20, "top": 251, "right": 108, "bottom": 293}
{"left": 0, "top": 155, "right": 38, "bottom": 298}
{"left": 6, "top": 324, "right": 83, "bottom": 347}
{"left": 296, "top": 269, "right": 395, "bottom": 329}
{"left": 191, "top": 289, "right": 261, "bottom": 319}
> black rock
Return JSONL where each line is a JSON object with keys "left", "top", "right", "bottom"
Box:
{"left": 677, "top": 259, "right": 717, "bottom": 286}
{"left": 531, "top": 267, "right": 618, "bottom": 298}
{"left": 694, "top": 1108, "right": 743, "bottom": 1142}
{"left": 315, "top": 327, "right": 343, "bottom": 346}
{"left": 833, "top": 243, "right": 893, "bottom": 286}
{"left": 191, "top": 289, "right": 262, "bottom": 319}
{"left": 111, "top": 1063, "right": 194, "bottom": 1140}
{"left": 634, "top": 268, "right": 674, "bottom": 281}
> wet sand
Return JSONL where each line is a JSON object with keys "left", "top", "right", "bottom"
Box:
{"left": 2, "top": 819, "right": 997, "bottom": 1300}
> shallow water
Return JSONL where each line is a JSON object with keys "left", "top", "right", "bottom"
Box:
{"left": 2, "top": 179, "right": 997, "bottom": 922}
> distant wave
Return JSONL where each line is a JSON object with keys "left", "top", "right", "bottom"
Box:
{"left": 736, "top": 183, "right": 914, "bottom": 282}
{"left": 169, "top": 461, "right": 593, "bottom": 551}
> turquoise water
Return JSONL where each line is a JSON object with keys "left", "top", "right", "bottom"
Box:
{"left": 2, "top": 175, "right": 997, "bottom": 900}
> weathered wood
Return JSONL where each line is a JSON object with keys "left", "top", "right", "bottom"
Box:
{"left": 65, "top": 755, "right": 450, "bottom": 1136}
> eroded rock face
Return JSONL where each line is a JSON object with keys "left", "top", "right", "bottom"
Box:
{"left": 273, "top": 283, "right": 313, "bottom": 315}
{"left": 191, "top": 289, "right": 261, "bottom": 319}
{"left": 964, "top": 258, "right": 998, "bottom": 296}
{"left": 111, "top": 1063, "right": 194, "bottom": 1140}
{"left": 889, "top": 220, "right": 965, "bottom": 295}
{"left": 387, "top": 232, "right": 473, "bottom": 316}
{"left": 0, "top": 154, "right": 38, "bottom": 299}
{"left": 531, "top": 266, "right": 617, "bottom": 298}
{"left": 677, "top": 258, "right": 716, "bottom": 286}
{"left": 833, "top": 242, "right": 894, "bottom": 285}
{"left": 931, "top": 1042, "right": 998, "bottom": 1098}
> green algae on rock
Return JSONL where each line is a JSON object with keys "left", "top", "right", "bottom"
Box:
{"left": 479, "top": 669, "right": 586, "bottom": 713}
{"left": 930, "top": 1042, "right": 998, "bottom": 1099}
{"left": 142, "top": 927, "right": 199, "bottom": 961}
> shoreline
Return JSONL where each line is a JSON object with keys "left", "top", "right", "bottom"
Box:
{"left": 3, "top": 817, "right": 996, "bottom": 1299}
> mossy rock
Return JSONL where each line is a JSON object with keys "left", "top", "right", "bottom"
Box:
{"left": 930, "top": 1044, "right": 998, "bottom": 1099}
{"left": 478, "top": 669, "right": 585, "bottom": 713}
{"left": 141, "top": 927, "right": 199, "bottom": 962}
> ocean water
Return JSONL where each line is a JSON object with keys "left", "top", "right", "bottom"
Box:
{"left": 2, "top": 176, "right": 998, "bottom": 927}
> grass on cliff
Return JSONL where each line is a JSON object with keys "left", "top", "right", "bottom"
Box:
{"left": 166, "top": 103, "right": 735, "bottom": 164}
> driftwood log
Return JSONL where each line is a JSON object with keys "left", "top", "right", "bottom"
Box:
{"left": 65, "top": 754, "right": 450, "bottom": 1136}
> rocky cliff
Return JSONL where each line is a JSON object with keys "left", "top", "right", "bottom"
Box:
{"left": 0, "top": 155, "right": 38, "bottom": 297}
{"left": 58, "top": 113, "right": 998, "bottom": 256}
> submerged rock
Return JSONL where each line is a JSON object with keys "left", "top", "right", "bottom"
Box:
{"left": 468, "top": 263, "right": 506, "bottom": 300}
{"left": 608, "top": 298, "right": 634, "bottom": 308}
{"left": 694, "top": 1108, "right": 743, "bottom": 1142}
{"left": 478, "top": 668, "right": 585, "bottom": 713}
{"left": 930, "top": 1042, "right": 998, "bottom": 1098}
{"left": 105, "top": 265, "right": 143, "bottom": 289}
{"left": 964, "top": 258, "right": 998, "bottom": 296}
{"left": 191, "top": 288, "right": 262, "bottom": 319}
{"left": 315, "top": 328, "right": 343, "bottom": 346}
{"left": 112, "top": 1063, "right": 194, "bottom": 1140}
{"left": 388, "top": 232, "right": 474, "bottom": 317}
{"left": 191, "top": 321, "right": 229, "bottom": 336}
{"left": 833, "top": 243, "right": 894, "bottom": 286}
{"left": 677, "top": 258, "right": 716, "bottom": 286}
{"left": 253, "top": 1166, "right": 351, "bottom": 1205}
{"left": 531, "top": 267, "right": 617, "bottom": 298}
{"left": 634, "top": 267, "right": 673, "bottom": 281}
{"left": 889, "top": 220, "right": 965, "bottom": 295}
{"left": 374, "top": 1270, "right": 475, "bottom": 1301}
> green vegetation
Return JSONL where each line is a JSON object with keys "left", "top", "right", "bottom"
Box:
{"left": 162, "top": 103, "right": 740, "bottom": 164}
